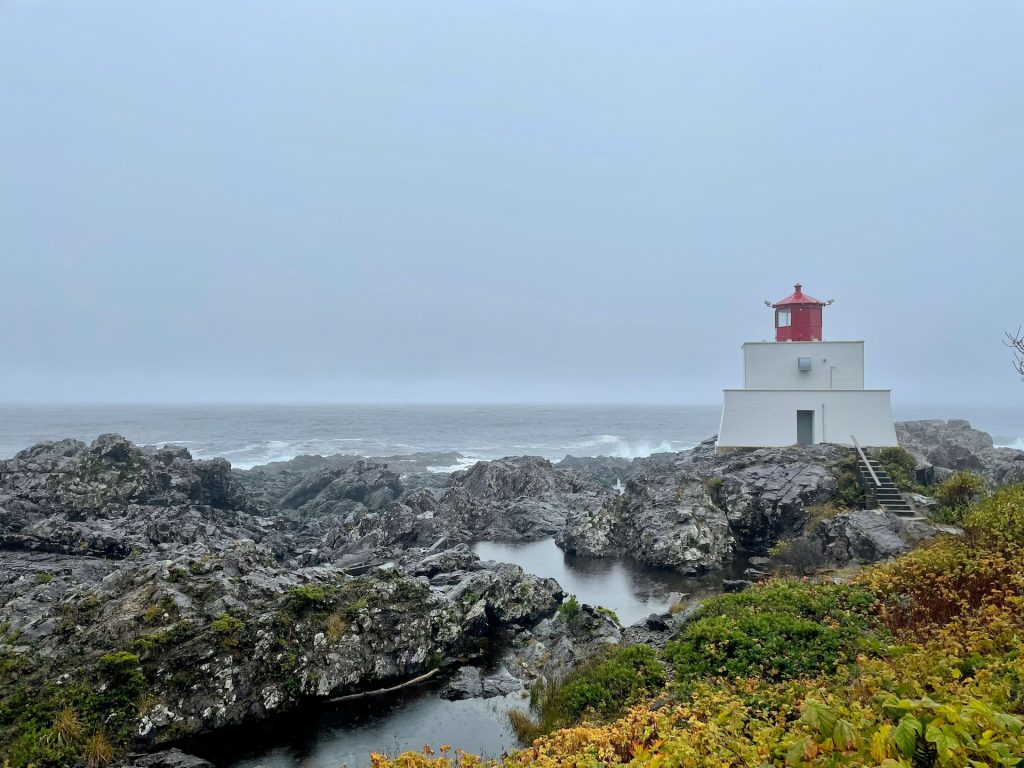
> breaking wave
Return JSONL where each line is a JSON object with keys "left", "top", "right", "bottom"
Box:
{"left": 995, "top": 437, "right": 1024, "bottom": 451}
{"left": 147, "top": 433, "right": 699, "bottom": 471}
{"left": 558, "top": 434, "right": 695, "bottom": 461}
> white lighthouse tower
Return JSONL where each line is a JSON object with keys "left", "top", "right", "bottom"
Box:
{"left": 717, "top": 284, "right": 898, "bottom": 449}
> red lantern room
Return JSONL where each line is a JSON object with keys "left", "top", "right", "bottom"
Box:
{"left": 771, "top": 283, "right": 828, "bottom": 342}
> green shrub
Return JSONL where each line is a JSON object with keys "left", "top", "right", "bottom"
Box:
{"left": 835, "top": 451, "right": 865, "bottom": 508}
{"left": 557, "top": 595, "right": 582, "bottom": 625}
{"left": 769, "top": 537, "right": 825, "bottom": 575}
{"left": 964, "top": 483, "right": 1024, "bottom": 546}
{"left": 875, "top": 446, "right": 921, "bottom": 491}
{"left": 664, "top": 581, "right": 879, "bottom": 683}
{"left": 284, "top": 583, "right": 336, "bottom": 613}
{"left": 558, "top": 645, "right": 663, "bottom": 719}
{"left": 802, "top": 501, "right": 845, "bottom": 533}
{"left": 95, "top": 652, "right": 146, "bottom": 714}
{"left": 934, "top": 471, "right": 985, "bottom": 524}
{"left": 141, "top": 595, "right": 178, "bottom": 626}
{"left": 510, "top": 645, "right": 665, "bottom": 742}
{"left": 210, "top": 613, "right": 245, "bottom": 649}
{"left": 1, "top": 650, "right": 148, "bottom": 767}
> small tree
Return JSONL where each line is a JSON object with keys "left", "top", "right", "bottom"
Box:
{"left": 934, "top": 471, "right": 985, "bottom": 524}
{"left": 1006, "top": 327, "right": 1024, "bottom": 378}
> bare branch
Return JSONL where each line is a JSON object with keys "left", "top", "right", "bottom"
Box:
{"left": 1005, "top": 326, "right": 1024, "bottom": 378}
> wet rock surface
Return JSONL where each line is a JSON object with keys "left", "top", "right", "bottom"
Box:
{"left": 440, "top": 664, "right": 523, "bottom": 700}
{"left": 0, "top": 437, "right": 564, "bottom": 752}
{"left": 509, "top": 603, "right": 623, "bottom": 683}
{"left": 116, "top": 749, "right": 214, "bottom": 768}
{"left": 558, "top": 443, "right": 846, "bottom": 571}
{"left": 778, "top": 509, "right": 960, "bottom": 571}
{"left": 434, "top": 456, "right": 614, "bottom": 542}
{"left": 896, "top": 419, "right": 1024, "bottom": 487}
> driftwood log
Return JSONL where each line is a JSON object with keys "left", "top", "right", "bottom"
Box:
{"left": 328, "top": 668, "right": 440, "bottom": 702}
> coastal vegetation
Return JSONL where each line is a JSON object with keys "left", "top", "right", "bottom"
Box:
{"left": 932, "top": 472, "right": 986, "bottom": 524}
{"left": 836, "top": 446, "right": 931, "bottom": 507}
{"left": 508, "top": 645, "right": 665, "bottom": 742}
{"left": 0, "top": 650, "right": 146, "bottom": 768}
{"left": 372, "top": 484, "right": 1024, "bottom": 768}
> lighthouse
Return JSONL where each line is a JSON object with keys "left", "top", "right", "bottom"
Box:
{"left": 716, "top": 284, "right": 898, "bottom": 449}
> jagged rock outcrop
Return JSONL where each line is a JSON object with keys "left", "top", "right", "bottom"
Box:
{"left": 711, "top": 445, "right": 843, "bottom": 550}
{"left": 509, "top": 602, "right": 623, "bottom": 683}
{"left": 559, "top": 467, "right": 732, "bottom": 573}
{"left": 441, "top": 664, "right": 523, "bottom": 700}
{"left": 434, "top": 456, "right": 613, "bottom": 541}
{"left": 896, "top": 420, "right": 1024, "bottom": 487}
{"left": 1, "top": 544, "right": 562, "bottom": 747}
{"left": 276, "top": 461, "right": 402, "bottom": 517}
{"left": 558, "top": 444, "right": 845, "bottom": 570}
{"left": 236, "top": 452, "right": 462, "bottom": 507}
{"left": 0, "top": 435, "right": 265, "bottom": 558}
{"left": 0, "top": 436, "right": 566, "bottom": 755}
{"left": 116, "top": 749, "right": 213, "bottom": 768}
{"left": 556, "top": 455, "right": 633, "bottom": 489}
{"left": 779, "top": 509, "right": 959, "bottom": 571}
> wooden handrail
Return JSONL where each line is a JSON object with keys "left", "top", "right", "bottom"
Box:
{"left": 851, "top": 435, "right": 881, "bottom": 487}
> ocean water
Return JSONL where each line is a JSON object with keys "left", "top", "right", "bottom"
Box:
{"left": 0, "top": 404, "right": 720, "bottom": 469}
{"left": 0, "top": 403, "right": 1022, "bottom": 468}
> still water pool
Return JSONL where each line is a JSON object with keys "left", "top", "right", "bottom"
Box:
{"left": 201, "top": 539, "right": 745, "bottom": 767}
{"left": 474, "top": 538, "right": 746, "bottom": 627}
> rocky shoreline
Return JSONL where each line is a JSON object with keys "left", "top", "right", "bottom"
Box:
{"left": 1, "top": 419, "right": 1021, "bottom": 766}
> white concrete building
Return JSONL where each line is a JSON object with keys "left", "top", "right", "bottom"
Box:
{"left": 717, "top": 284, "right": 898, "bottom": 449}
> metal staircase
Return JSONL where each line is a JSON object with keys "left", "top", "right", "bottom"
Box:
{"left": 851, "top": 436, "right": 915, "bottom": 516}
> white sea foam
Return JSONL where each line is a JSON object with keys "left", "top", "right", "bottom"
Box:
{"left": 150, "top": 433, "right": 702, "bottom": 471}
{"left": 216, "top": 440, "right": 300, "bottom": 470}
{"left": 427, "top": 456, "right": 481, "bottom": 473}
{"left": 995, "top": 437, "right": 1024, "bottom": 451}
{"left": 559, "top": 435, "right": 696, "bottom": 461}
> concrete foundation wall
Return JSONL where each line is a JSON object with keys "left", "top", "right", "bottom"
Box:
{"left": 717, "top": 388, "right": 897, "bottom": 448}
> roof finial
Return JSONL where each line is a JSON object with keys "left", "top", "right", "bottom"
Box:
{"left": 794, "top": 282, "right": 802, "bottom": 294}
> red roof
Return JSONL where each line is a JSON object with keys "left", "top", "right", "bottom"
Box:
{"left": 773, "top": 283, "right": 825, "bottom": 307}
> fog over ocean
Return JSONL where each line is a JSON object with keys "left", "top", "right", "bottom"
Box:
{"left": 1, "top": 403, "right": 1021, "bottom": 469}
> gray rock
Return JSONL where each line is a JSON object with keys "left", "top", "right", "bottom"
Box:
{"left": 435, "top": 456, "right": 614, "bottom": 542}
{"left": 789, "top": 508, "right": 958, "bottom": 570}
{"left": 643, "top": 613, "right": 672, "bottom": 631}
{"left": 120, "top": 750, "right": 213, "bottom": 768}
{"left": 559, "top": 467, "right": 733, "bottom": 572}
{"left": 896, "top": 420, "right": 1024, "bottom": 487}
{"left": 713, "top": 445, "right": 844, "bottom": 551}
{"left": 0, "top": 436, "right": 566, "bottom": 752}
{"left": 441, "top": 665, "right": 522, "bottom": 700}
{"left": 510, "top": 603, "right": 622, "bottom": 682}
{"left": 559, "top": 443, "right": 845, "bottom": 570}
{"left": 722, "top": 579, "right": 754, "bottom": 593}
{"left": 556, "top": 456, "right": 633, "bottom": 489}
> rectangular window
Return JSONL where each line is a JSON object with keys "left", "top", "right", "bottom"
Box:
{"left": 777, "top": 308, "right": 791, "bottom": 328}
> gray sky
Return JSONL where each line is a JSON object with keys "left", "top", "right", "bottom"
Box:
{"left": 1, "top": 0, "right": 1022, "bottom": 406}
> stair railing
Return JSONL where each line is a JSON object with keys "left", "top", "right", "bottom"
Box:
{"left": 851, "top": 435, "right": 881, "bottom": 488}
